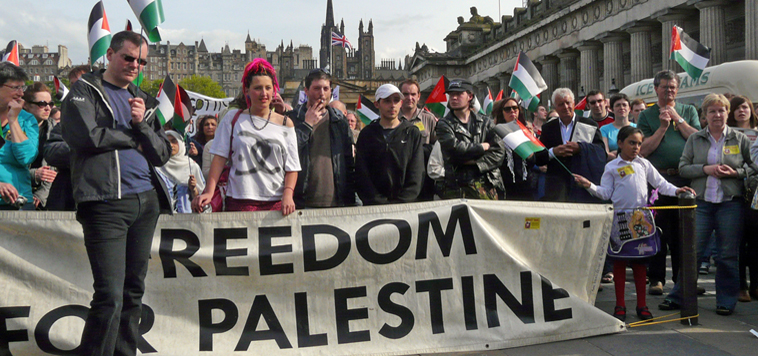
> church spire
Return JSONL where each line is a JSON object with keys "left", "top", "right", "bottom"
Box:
{"left": 325, "top": 0, "right": 334, "bottom": 28}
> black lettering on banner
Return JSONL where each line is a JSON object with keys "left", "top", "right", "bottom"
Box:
{"left": 461, "top": 276, "right": 478, "bottom": 330}
{"left": 160, "top": 229, "right": 208, "bottom": 278}
{"left": 259, "top": 226, "right": 294, "bottom": 276}
{"left": 302, "top": 225, "right": 351, "bottom": 272}
{"left": 236, "top": 295, "right": 292, "bottom": 350}
{"left": 541, "top": 276, "right": 573, "bottom": 322}
{"left": 415, "top": 278, "right": 454, "bottom": 334}
{"left": 0, "top": 306, "right": 30, "bottom": 355}
{"left": 214, "top": 228, "right": 249, "bottom": 276}
{"left": 137, "top": 304, "right": 157, "bottom": 353}
{"left": 334, "top": 287, "right": 370, "bottom": 344}
{"left": 355, "top": 219, "right": 412, "bottom": 264}
{"left": 377, "top": 282, "right": 414, "bottom": 339}
{"left": 484, "top": 272, "right": 535, "bottom": 327}
{"left": 294, "top": 292, "right": 328, "bottom": 348}
{"left": 34, "top": 305, "right": 87, "bottom": 355}
{"left": 415, "top": 204, "right": 477, "bottom": 259}
{"left": 198, "top": 299, "right": 239, "bottom": 352}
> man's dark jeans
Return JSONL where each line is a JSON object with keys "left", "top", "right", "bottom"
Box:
{"left": 77, "top": 190, "right": 160, "bottom": 356}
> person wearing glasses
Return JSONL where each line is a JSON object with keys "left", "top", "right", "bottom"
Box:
{"left": 492, "top": 97, "right": 535, "bottom": 200}
{"left": 289, "top": 69, "right": 356, "bottom": 208}
{"left": 60, "top": 30, "right": 171, "bottom": 356}
{"left": 637, "top": 70, "right": 701, "bottom": 297}
{"left": 355, "top": 84, "right": 424, "bottom": 205}
{"left": 0, "top": 62, "right": 37, "bottom": 210}
{"left": 22, "top": 82, "right": 58, "bottom": 209}
{"left": 585, "top": 90, "right": 615, "bottom": 128}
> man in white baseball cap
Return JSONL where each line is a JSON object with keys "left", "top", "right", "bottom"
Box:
{"left": 354, "top": 84, "right": 425, "bottom": 205}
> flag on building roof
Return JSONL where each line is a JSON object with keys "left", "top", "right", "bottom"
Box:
{"left": 1, "top": 40, "right": 19, "bottom": 66}
{"left": 125, "top": 19, "right": 133, "bottom": 31}
{"left": 53, "top": 76, "right": 69, "bottom": 100}
{"left": 670, "top": 25, "right": 711, "bottom": 81}
{"left": 496, "top": 119, "right": 546, "bottom": 160}
{"left": 331, "top": 31, "right": 353, "bottom": 50}
{"left": 332, "top": 85, "right": 340, "bottom": 102}
{"left": 424, "top": 76, "right": 449, "bottom": 118}
{"left": 509, "top": 51, "right": 547, "bottom": 105}
{"left": 356, "top": 95, "right": 379, "bottom": 125}
{"left": 128, "top": 0, "right": 165, "bottom": 42}
{"left": 495, "top": 89, "right": 504, "bottom": 102}
{"left": 574, "top": 96, "right": 590, "bottom": 117}
{"left": 156, "top": 76, "right": 192, "bottom": 133}
{"left": 88, "top": 1, "right": 111, "bottom": 66}
{"left": 511, "top": 91, "right": 541, "bottom": 112}
{"left": 481, "top": 87, "right": 494, "bottom": 115}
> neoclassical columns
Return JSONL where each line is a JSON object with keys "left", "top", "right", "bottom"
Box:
{"left": 486, "top": 77, "right": 501, "bottom": 97}
{"left": 598, "top": 33, "right": 626, "bottom": 94}
{"left": 499, "top": 73, "right": 511, "bottom": 96}
{"left": 692, "top": 0, "right": 728, "bottom": 65}
{"left": 557, "top": 50, "right": 579, "bottom": 94}
{"left": 748, "top": 0, "right": 758, "bottom": 59}
{"left": 539, "top": 56, "right": 560, "bottom": 105}
{"left": 625, "top": 23, "right": 656, "bottom": 83}
{"left": 576, "top": 41, "right": 602, "bottom": 93}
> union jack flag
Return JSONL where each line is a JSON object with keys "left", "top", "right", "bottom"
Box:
{"left": 331, "top": 31, "right": 353, "bottom": 50}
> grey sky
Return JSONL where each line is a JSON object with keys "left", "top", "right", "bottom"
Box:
{"left": 1, "top": 0, "right": 521, "bottom": 66}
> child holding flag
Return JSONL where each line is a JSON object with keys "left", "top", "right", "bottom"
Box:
{"left": 573, "top": 126, "right": 695, "bottom": 322}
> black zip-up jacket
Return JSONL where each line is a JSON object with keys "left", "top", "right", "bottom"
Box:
{"left": 355, "top": 120, "right": 425, "bottom": 205}
{"left": 60, "top": 70, "right": 172, "bottom": 210}
{"left": 436, "top": 110, "right": 505, "bottom": 191}
{"left": 289, "top": 104, "right": 356, "bottom": 208}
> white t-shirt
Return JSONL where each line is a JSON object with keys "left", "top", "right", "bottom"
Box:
{"left": 210, "top": 110, "right": 301, "bottom": 201}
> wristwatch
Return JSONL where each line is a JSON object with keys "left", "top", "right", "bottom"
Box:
{"left": 676, "top": 117, "right": 684, "bottom": 124}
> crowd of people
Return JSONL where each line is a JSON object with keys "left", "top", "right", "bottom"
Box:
{"left": 2, "top": 30, "right": 758, "bottom": 353}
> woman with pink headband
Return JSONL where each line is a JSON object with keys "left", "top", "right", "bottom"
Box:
{"left": 192, "top": 58, "right": 300, "bottom": 214}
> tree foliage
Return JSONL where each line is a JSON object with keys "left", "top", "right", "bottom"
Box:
{"left": 178, "top": 75, "right": 226, "bottom": 98}
{"left": 140, "top": 78, "right": 164, "bottom": 97}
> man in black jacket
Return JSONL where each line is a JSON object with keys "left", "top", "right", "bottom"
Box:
{"left": 289, "top": 69, "right": 355, "bottom": 208}
{"left": 435, "top": 79, "right": 504, "bottom": 199}
{"left": 61, "top": 31, "right": 171, "bottom": 356}
{"left": 356, "top": 84, "right": 424, "bottom": 205}
{"left": 533, "top": 88, "right": 606, "bottom": 202}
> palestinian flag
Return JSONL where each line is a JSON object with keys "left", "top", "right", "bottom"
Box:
{"left": 88, "top": 1, "right": 111, "bottom": 66}
{"left": 472, "top": 94, "right": 482, "bottom": 115}
{"left": 574, "top": 96, "right": 590, "bottom": 117}
{"left": 509, "top": 51, "right": 547, "bottom": 104}
{"left": 511, "top": 91, "right": 541, "bottom": 112}
{"left": 356, "top": 95, "right": 379, "bottom": 125}
{"left": 128, "top": 0, "right": 165, "bottom": 42}
{"left": 424, "top": 76, "right": 449, "bottom": 118}
{"left": 125, "top": 19, "right": 133, "bottom": 31}
{"left": 481, "top": 87, "right": 494, "bottom": 115}
{"left": 670, "top": 25, "right": 711, "bottom": 81}
{"left": 497, "top": 119, "right": 545, "bottom": 160}
{"left": 495, "top": 89, "right": 504, "bottom": 102}
{"left": 53, "top": 76, "right": 69, "bottom": 100}
{"left": 157, "top": 77, "right": 193, "bottom": 133}
{"left": 2, "top": 40, "right": 19, "bottom": 66}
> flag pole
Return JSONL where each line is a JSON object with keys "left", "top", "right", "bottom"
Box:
{"left": 554, "top": 156, "right": 573, "bottom": 175}
{"left": 138, "top": 27, "right": 146, "bottom": 87}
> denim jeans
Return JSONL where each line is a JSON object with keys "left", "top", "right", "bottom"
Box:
{"left": 667, "top": 199, "right": 743, "bottom": 309}
{"left": 77, "top": 190, "right": 160, "bottom": 356}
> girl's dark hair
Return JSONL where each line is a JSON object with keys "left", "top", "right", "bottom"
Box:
{"left": 609, "top": 93, "right": 630, "bottom": 109}
{"left": 492, "top": 97, "right": 526, "bottom": 125}
{"left": 727, "top": 95, "right": 758, "bottom": 128}
{"left": 193, "top": 115, "right": 217, "bottom": 145}
{"left": 617, "top": 125, "right": 643, "bottom": 144}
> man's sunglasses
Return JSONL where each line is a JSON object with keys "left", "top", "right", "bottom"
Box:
{"left": 122, "top": 54, "right": 148, "bottom": 66}
{"left": 28, "top": 100, "right": 55, "bottom": 108}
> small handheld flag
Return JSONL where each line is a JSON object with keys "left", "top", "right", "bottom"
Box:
{"left": 509, "top": 51, "right": 547, "bottom": 104}
{"left": 496, "top": 120, "right": 545, "bottom": 160}
{"left": 88, "top": 1, "right": 111, "bottom": 66}
{"left": 481, "top": 87, "right": 494, "bottom": 115}
{"left": 128, "top": 0, "right": 166, "bottom": 42}
{"left": 125, "top": 19, "right": 133, "bottom": 31}
{"left": 1, "top": 40, "right": 19, "bottom": 66}
{"left": 356, "top": 95, "right": 379, "bottom": 125}
{"left": 670, "top": 25, "right": 711, "bottom": 81}
{"left": 424, "top": 76, "right": 449, "bottom": 118}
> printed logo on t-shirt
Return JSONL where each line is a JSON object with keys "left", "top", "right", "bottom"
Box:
{"left": 617, "top": 165, "right": 635, "bottom": 178}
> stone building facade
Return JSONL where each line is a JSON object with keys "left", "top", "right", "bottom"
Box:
{"left": 408, "top": 0, "right": 756, "bottom": 106}
{"left": 1, "top": 44, "right": 73, "bottom": 83}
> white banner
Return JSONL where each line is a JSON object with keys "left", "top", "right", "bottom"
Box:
{"left": 184, "top": 90, "right": 234, "bottom": 137}
{"left": 0, "top": 200, "right": 622, "bottom": 356}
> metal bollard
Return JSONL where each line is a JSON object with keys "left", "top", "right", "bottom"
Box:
{"left": 678, "top": 192, "right": 698, "bottom": 325}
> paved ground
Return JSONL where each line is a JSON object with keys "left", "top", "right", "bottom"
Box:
{"left": 418, "top": 259, "right": 758, "bottom": 356}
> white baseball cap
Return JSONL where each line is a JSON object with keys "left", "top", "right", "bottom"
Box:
{"left": 375, "top": 84, "right": 404, "bottom": 101}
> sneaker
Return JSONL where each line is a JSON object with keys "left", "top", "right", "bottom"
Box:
{"left": 613, "top": 306, "right": 626, "bottom": 322}
{"left": 636, "top": 306, "right": 654, "bottom": 321}
{"left": 716, "top": 306, "right": 734, "bottom": 316}
{"left": 602, "top": 272, "right": 614, "bottom": 284}
{"left": 658, "top": 300, "right": 681, "bottom": 310}
{"left": 699, "top": 263, "right": 710, "bottom": 275}
{"left": 738, "top": 290, "right": 752, "bottom": 302}
{"left": 649, "top": 281, "right": 663, "bottom": 295}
